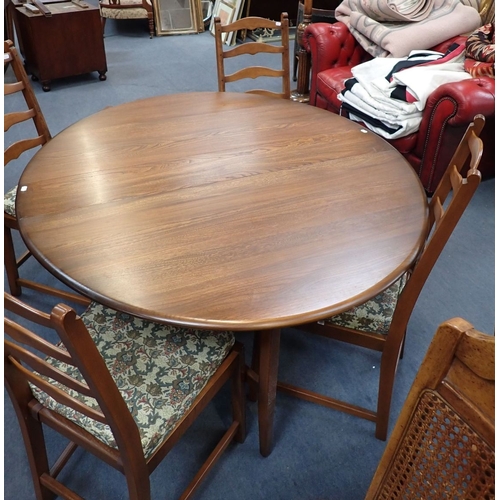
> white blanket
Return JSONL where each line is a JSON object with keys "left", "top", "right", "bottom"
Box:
{"left": 338, "top": 46, "right": 472, "bottom": 139}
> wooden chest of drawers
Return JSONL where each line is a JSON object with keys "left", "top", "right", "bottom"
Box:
{"left": 13, "top": 0, "right": 107, "bottom": 91}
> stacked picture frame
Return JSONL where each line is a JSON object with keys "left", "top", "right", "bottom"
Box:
{"left": 209, "top": 0, "right": 246, "bottom": 45}
{"left": 153, "top": 0, "right": 205, "bottom": 35}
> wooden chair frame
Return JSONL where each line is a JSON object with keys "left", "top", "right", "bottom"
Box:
{"left": 214, "top": 12, "right": 291, "bottom": 99}
{"left": 4, "top": 292, "right": 246, "bottom": 500}
{"left": 99, "top": 0, "right": 155, "bottom": 39}
{"left": 273, "top": 115, "right": 485, "bottom": 441}
{"left": 4, "top": 40, "right": 88, "bottom": 306}
{"left": 366, "top": 318, "right": 494, "bottom": 498}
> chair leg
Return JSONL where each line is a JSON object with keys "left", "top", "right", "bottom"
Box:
{"left": 399, "top": 330, "right": 407, "bottom": 360}
{"left": 124, "top": 474, "right": 151, "bottom": 500}
{"left": 5, "top": 225, "right": 22, "bottom": 296}
{"left": 232, "top": 344, "right": 246, "bottom": 443}
{"left": 148, "top": 13, "right": 154, "bottom": 38}
{"left": 247, "top": 332, "right": 260, "bottom": 402}
{"left": 375, "top": 342, "right": 403, "bottom": 441}
{"left": 101, "top": 16, "right": 107, "bottom": 36}
{"left": 15, "top": 413, "right": 55, "bottom": 499}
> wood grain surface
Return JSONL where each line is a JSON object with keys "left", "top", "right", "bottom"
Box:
{"left": 16, "top": 92, "right": 429, "bottom": 330}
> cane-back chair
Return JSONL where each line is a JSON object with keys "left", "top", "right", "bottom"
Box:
{"left": 366, "top": 317, "right": 494, "bottom": 499}
{"left": 275, "top": 115, "right": 485, "bottom": 441}
{"left": 4, "top": 40, "right": 88, "bottom": 306}
{"left": 214, "top": 12, "right": 291, "bottom": 99}
{"left": 4, "top": 292, "right": 246, "bottom": 499}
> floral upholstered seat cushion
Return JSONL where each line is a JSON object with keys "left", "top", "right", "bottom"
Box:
{"left": 31, "top": 302, "right": 235, "bottom": 459}
{"left": 100, "top": 0, "right": 151, "bottom": 19}
{"left": 4, "top": 186, "right": 17, "bottom": 217}
{"left": 323, "top": 274, "right": 408, "bottom": 334}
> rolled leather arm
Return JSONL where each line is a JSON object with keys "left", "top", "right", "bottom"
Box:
{"left": 304, "top": 22, "right": 371, "bottom": 104}
{"left": 413, "top": 77, "right": 495, "bottom": 191}
{"left": 416, "top": 77, "right": 495, "bottom": 153}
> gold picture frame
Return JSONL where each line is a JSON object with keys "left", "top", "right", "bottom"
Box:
{"left": 153, "top": 0, "right": 204, "bottom": 35}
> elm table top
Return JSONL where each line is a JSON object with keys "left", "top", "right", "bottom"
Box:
{"left": 16, "top": 92, "right": 428, "bottom": 456}
{"left": 16, "top": 91, "right": 428, "bottom": 329}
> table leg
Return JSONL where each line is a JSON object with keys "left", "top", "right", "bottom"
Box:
{"left": 255, "top": 328, "right": 281, "bottom": 457}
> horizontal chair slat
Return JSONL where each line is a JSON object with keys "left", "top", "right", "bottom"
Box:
{"left": 5, "top": 108, "right": 37, "bottom": 131}
{"left": 4, "top": 136, "right": 45, "bottom": 163}
{"left": 226, "top": 66, "right": 284, "bottom": 83}
{"left": 8, "top": 354, "right": 107, "bottom": 423}
{"left": 5, "top": 318, "right": 73, "bottom": 364}
{"left": 219, "top": 16, "right": 281, "bottom": 32}
{"left": 224, "top": 42, "right": 285, "bottom": 57}
{"left": 4, "top": 80, "right": 24, "bottom": 96}
{"left": 247, "top": 89, "right": 286, "bottom": 98}
{"left": 6, "top": 342, "right": 95, "bottom": 399}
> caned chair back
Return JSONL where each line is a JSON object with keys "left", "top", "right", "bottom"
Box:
{"left": 366, "top": 318, "right": 494, "bottom": 499}
{"left": 214, "top": 12, "right": 291, "bottom": 99}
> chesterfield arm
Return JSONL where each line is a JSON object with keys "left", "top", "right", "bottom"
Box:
{"left": 304, "top": 22, "right": 495, "bottom": 193}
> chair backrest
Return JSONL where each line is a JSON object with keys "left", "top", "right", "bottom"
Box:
{"left": 214, "top": 12, "right": 291, "bottom": 99}
{"left": 3, "top": 293, "right": 146, "bottom": 469}
{"left": 99, "top": 0, "right": 152, "bottom": 13}
{"left": 387, "top": 115, "right": 484, "bottom": 337}
{"left": 366, "top": 317, "right": 494, "bottom": 498}
{"left": 4, "top": 40, "right": 52, "bottom": 166}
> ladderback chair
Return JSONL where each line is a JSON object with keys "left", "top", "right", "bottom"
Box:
{"left": 4, "top": 40, "right": 88, "bottom": 306}
{"left": 275, "top": 115, "right": 485, "bottom": 441}
{"left": 4, "top": 292, "right": 246, "bottom": 500}
{"left": 214, "top": 13, "right": 291, "bottom": 99}
{"left": 366, "top": 317, "right": 494, "bottom": 499}
{"left": 99, "top": 0, "right": 155, "bottom": 38}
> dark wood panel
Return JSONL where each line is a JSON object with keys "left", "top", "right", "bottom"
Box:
{"left": 13, "top": 2, "right": 107, "bottom": 90}
{"left": 247, "top": 0, "right": 299, "bottom": 24}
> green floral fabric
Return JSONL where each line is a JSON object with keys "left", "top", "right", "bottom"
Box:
{"left": 323, "top": 275, "right": 408, "bottom": 334}
{"left": 4, "top": 186, "right": 17, "bottom": 217}
{"left": 31, "top": 302, "right": 235, "bottom": 459}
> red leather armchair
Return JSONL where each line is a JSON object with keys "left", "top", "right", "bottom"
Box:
{"left": 304, "top": 22, "right": 495, "bottom": 193}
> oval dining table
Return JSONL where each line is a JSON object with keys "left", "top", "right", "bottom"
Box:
{"left": 15, "top": 91, "right": 429, "bottom": 457}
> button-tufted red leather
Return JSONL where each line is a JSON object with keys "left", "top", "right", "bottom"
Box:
{"left": 316, "top": 67, "right": 353, "bottom": 110}
{"left": 304, "top": 22, "right": 495, "bottom": 193}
